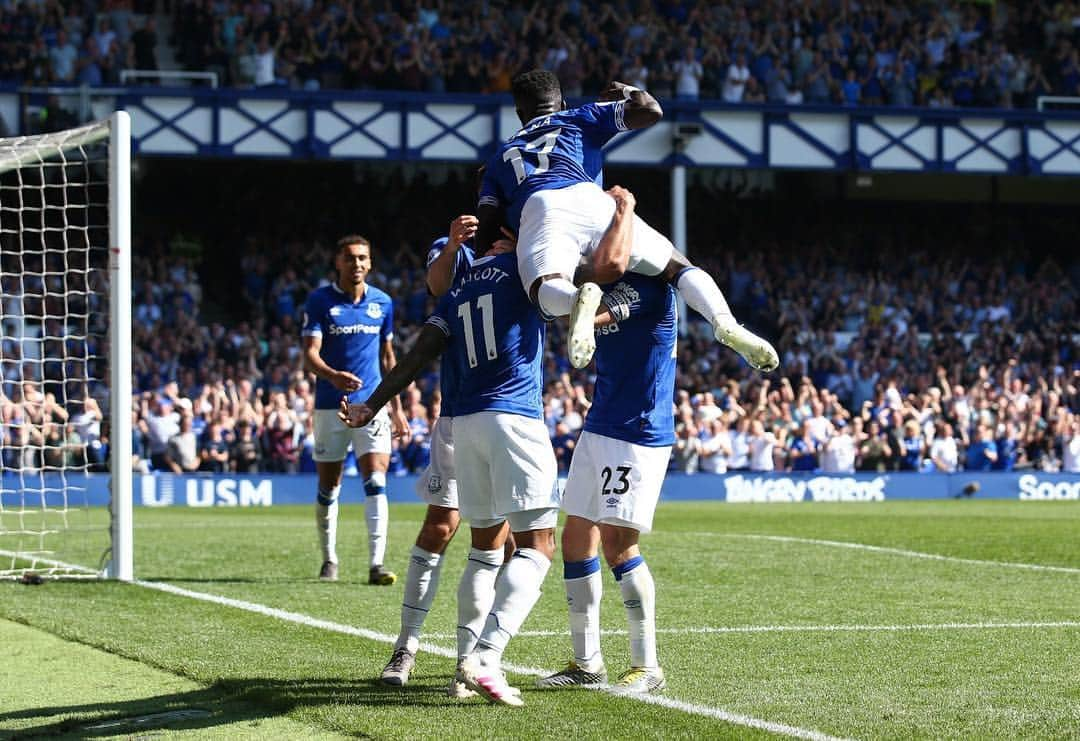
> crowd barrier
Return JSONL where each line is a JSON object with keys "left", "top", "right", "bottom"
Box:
{"left": 4, "top": 471, "right": 1078, "bottom": 507}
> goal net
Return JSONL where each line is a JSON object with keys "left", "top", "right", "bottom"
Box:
{"left": 0, "top": 113, "right": 132, "bottom": 580}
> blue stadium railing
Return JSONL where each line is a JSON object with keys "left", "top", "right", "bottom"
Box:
{"left": 4, "top": 85, "right": 1080, "bottom": 175}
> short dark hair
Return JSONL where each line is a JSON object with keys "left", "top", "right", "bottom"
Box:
{"left": 511, "top": 69, "right": 562, "bottom": 109}
{"left": 336, "top": 234, "right": 370, "bottom": 253}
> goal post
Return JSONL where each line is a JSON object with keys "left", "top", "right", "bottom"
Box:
{"left": 0, "top": 111, "right": 132, "bottom": 580}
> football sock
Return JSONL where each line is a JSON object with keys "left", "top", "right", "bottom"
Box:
{"left": 675, "top": 267, "right": 734, "bottom": 323}
{"left": 476, "top": 547, "right": 551, "bottom": 665}
{"left": 315, "top": 484, "right": 341, "bottom": 564}
{"left": 537, "top": 278, "right": 578, "bottom": 318}
{"left": 457, "top": 547, "right": 502, "bottom": 659}
{"left": 364, "top": 472, "right": 388, "bottom": 567}
{"left": 614, "top": 556, "right": 658, "bottom": 668}
{"left": 564, "top": 557, "right": 604, "bottom": 668}
{"left": 396, "top": 545, "right": 442, "bottom": 653}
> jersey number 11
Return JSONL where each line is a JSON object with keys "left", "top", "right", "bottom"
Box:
{"left": 457, "top": 293, "right": 497, "bottom": 368}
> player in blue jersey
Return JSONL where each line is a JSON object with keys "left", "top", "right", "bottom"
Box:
{"left": 302, "top": 234, "right": 408, "bottom": 586}
{"left": 535, "top": 190, "right": 673, "bottom": 695}
{"left": 340, "top": 251, "right": 559, "bottom": 707}
{"left": 475, "top": 68, "right": 778, "bottom": 373}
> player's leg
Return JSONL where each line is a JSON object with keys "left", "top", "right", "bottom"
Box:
{"left": 593, "top": 435, "right": 671, "bottom": 694}
{"left": 355, "top": 408, "right": 395, "bottom": 585}
{"left": 312, "top": 409, "right": 352, "bottom": 581}
{"left": 623, "top": 216, "right": 778, "bottom": 371}
{"left": 537, "top": 431, "right": 608, "bottom": 688}
{"left": 518, "top": 184, "right": 607, "bottom": 369}
{"left": 460, "top": 412, "right": 560, "bottom": 707}
{"left": 599, "top": 525, "right": 665, "bottom": 694}
{"left": 383, "top": 417, "right": 460, "bottom": 686}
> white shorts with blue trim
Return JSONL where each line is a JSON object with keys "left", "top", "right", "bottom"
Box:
{"left": 313, "top": 407, "right": 391, "bottom": 462}
{"left": 414, "top": 416, "right": 458, "bottom": 509}
{"left": 516, "top": 182, "right": 675, "bottom": 294}
{"left": 453, "top": 411, "right": 559, "bottom": 525}
{"left": 562, "top": 430, "right": 672, "bottom": 533}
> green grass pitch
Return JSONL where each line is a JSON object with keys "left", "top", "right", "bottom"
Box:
{"left": 1, "top": 500, "right": 1078, "bottom": 739}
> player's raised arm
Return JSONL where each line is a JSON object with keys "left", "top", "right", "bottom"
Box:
{"left": 597, "top": 81, "right": 662, "bottom": 129}
{"left": 341, "top": 324, "right": 449, "bottom": 427}
{"left": 427, "top": 215, "right": 477, "bottom": 297}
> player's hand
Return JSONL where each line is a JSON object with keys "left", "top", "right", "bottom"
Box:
{"left": 330, "top": 371, "right": 363, "bottom": 392}
{"left": 597, "top": 80, "right": 634, "bottom": 102}
{"left": 488, "top": 226, "right": 517, "bottom": 255}
{"left": 448, "top": 215, "right": 478, "bottom": 250}
{"left": 606, "top": 185, "right": 636, "bottom": 212}
{"left": 338, "top": 398, "right": 374, "bottom": 428}
{"left": 390, "top": 408, "right": 410, "bottom": 439}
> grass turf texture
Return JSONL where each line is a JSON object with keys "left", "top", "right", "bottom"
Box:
{"left": 1, "top": 500, "right": 1078, "bottom": 739}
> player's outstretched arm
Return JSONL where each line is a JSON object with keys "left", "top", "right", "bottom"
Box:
{"left": 576, "top": 185, "right": 636, "bottom": 286}
{"left": 598, "top": 81, "right": 662, "bottom": 129}
{"left": 348, "top": 324, "right": 449, "bottom": 423}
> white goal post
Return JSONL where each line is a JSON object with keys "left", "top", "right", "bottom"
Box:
{"left": 0, "top": 112, "right": 132, "bottom": 580}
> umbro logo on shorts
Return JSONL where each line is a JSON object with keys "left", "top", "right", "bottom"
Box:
{"left": 605, "top": 497, "right": 619, "bottom": 506}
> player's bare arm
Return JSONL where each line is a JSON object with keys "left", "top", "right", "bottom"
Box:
{"left": 302, "top": 335, "right": 362, "bottom": 392}
{"left": 341, "top": 325, "right": 449, "bottom": 428}
{"left": 427, "top": 214, "right": 478, "bottom": 297}
{"left": 597, "top": 81, "right": 663, "bottom": 129}
{"left": 380, "top": 337, "right": 410, "bottom": 438}
{"left": 576, "top": 185, "right": 636, "bottom": 286}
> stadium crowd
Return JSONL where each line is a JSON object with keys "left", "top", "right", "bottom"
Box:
{"left": 2, "top": 191, "right": 1076, "bottom": 478}
{"left": 3, "top": 1, "right": 1080, "bottom": 109}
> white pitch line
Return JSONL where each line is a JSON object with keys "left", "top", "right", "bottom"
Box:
{"left": 714, "top": 534, "right": 1080, "bottom": 575}
{"left": 135, "top": 579, "right": 847, "bottom": 741}
{"left": 423, "top": 621, "right": 1080, "bottom": 640}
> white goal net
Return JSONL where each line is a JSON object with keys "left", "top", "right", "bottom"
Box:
{"left": 0, "top": 114, "right": 132, "bottom": 580}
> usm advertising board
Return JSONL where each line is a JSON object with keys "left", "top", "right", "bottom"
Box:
{"left": 6, "top": 472, "right": 1079, "bottom": 507}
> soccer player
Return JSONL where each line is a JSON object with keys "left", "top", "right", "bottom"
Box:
{"left": 536, "top": 187, "right": 673, "bottom": 694}
{"left": 475, "top": 68, "right": 778, "bottom": 373}
{"left": 380, "top": 214, "right": 515, "bottom": 696}
{"left": 340, "top": 249, "right": 558, "bottom": 707}
{"left": 302, "top": 235, "right": 408, "bottom": 585}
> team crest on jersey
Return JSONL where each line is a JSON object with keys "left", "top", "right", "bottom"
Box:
{"left": 366, "top": 302, "right": 383, "bottom": 319}
{"left": 427, "top": 475, "right": 442, "bottom": 494}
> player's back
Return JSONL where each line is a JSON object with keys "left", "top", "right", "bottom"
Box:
{"left": 428, "top": 253, "right": 544, "bottom": 419}
{"left": 479, "top": 101, "right": 629, "bottom": 231}
{"left": 586, "top": 273, "right": 677, "bottom": 446}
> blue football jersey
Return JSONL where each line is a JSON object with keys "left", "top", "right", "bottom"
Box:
{"left": 478, "top": 101, "right": 629, "bottom": 231}
{"left": 426, "top": 236, "right": 476, "bottom": 418}
{"left": 585, "top": 273, "right": 677, "bottom": 446}
{"left": 302, "top": 283, "right": 394, "bottom": 409}
{"left": 426, "top": 253, "right": 544, "bottom": 419}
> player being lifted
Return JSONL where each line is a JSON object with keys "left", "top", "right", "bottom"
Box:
{"left": 380, "top": 215, "right": 514, "bottom": 696}
{"left": 536, "top": 187, "right": 673, "bottom": 695}
{"left": 302, "top": 235, "right": 408, "bottom": 585}
{"left": 475, "top": 69, "right": 778, "bottom": 373}
{"left": 340, "top": 247, "right": 559, "bottom": 707}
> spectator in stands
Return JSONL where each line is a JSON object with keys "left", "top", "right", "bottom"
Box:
{"left": 166, "top": 413, "right": 200, "bottom": 473}
{"left": 230, "top": 419, "right": 261, "bottom": 473}
{"left": 929, "top": 422, "right": 960, "bottom": 473}
{"left": 965, "top": 424, "right": 999, "bottom": 472}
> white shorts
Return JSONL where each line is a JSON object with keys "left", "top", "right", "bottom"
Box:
{"left": 453, "top": 411, "right": 559, "bottom": 525}
{"left": 312, "top": 407, "right": 391, "bottom": 462}
{"left": 562, "top": 431, "right": 672, "bottom": 533}
{"left": 517, "top": 182, "right": 675, "bottom": 293}
{"left": 414, "top": 416, "right": 458, "bottom": 509}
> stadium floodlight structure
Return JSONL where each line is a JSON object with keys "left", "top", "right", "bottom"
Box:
{"left": 0, "top": 112, "right": 132, "bottom": 580}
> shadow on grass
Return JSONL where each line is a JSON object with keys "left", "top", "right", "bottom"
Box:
{"left": 0, "top": 676, "right": 478, "bottom": 738}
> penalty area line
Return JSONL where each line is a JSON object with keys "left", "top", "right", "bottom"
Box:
{"left": 135, "top": 579, "right": 848, "bottom": 741}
